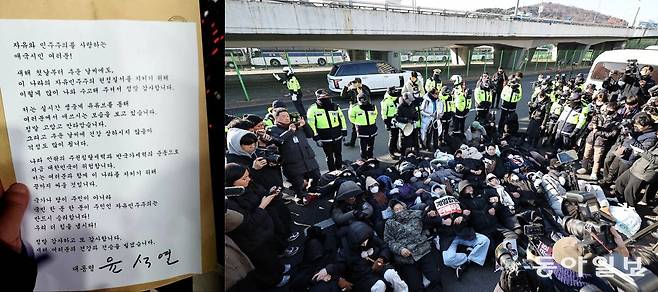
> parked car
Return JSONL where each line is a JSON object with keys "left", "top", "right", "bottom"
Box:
{"left": 326, "top": 60, "right": 423, "bottom": 94}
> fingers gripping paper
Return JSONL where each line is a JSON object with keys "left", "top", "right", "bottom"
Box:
{"left": 0, "top": 20, "right": 201, "bottom": 290}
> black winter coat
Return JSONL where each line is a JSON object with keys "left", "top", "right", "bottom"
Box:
{"left": 326, "top": 222, "right": 391, "bottom": 281}
{"left": 225, "top": 152, "right": 283, "bottom": 191}
{"left": 395, "top": 102, "right": 419, "bottom": 124}
{"left": 268, "top": 123, "right": 319, "bottom": 177}
{"left": 226, "top": 187, "right": 275, "bottom": 253}
{"left": 459, "top": 192, "right": 518, "bottom": 237}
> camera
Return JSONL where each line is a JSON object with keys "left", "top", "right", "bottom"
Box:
{"left": 256, "top": 148, "right": 282, "bottom": 164}
{"left": 495, "top": 243, "right": 538, "bottom": 292}
{"left": 289, "top": 112, "right": 302, "bottom": 125}
{"left": 626, "top": 59, "right": 639, "bottom": 75}
{"left": 562, "top": 216, "right": 617, "bottom": 257}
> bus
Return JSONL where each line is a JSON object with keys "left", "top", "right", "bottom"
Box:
{"left": 225, "top": 48, "right": 250, "bottom": 69}
{"left": 401, "top": 49, "right": 451, "bottom": 63}
{"left": 250, "top": 49, "right": 348, "bottom": 67}
{"left": 471, "top": 46, "right": 494, "bottom": 62}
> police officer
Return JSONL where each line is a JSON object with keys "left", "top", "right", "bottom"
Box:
{"left": 381, "top": 86, "right": 401, "bottom": 158}
{"left": 474, "top": 72, "right": 494, "bottom": 123}
{"left": 342, "top": 78, "right": 372, "bottom": 147}
{"left": 274, "top": 67, "right": 305, "bottom": 116}
{"left": 491, "top": 67, "right": 508, "bottom": 108}
{"left": 306, "top": 89, "right": 347, "bottom": 171}
{"left": 498, "top": 77, "right": 522, "bottom": 131}
{"left": 451, "top": 75, "right": 469, "bottom": 134}
{"left": 425, "top": 68, "right": 443, "bottom": 93}
{"left": 439, "top": 85, "right": 455, "bottom": 145}
{"left": 349, "top": 93, "right": 378, "bottom": 160}
{"left": 556, "top": 92, "right": 588, "bottom": 150}
{"left": 543, "top": 92, "right": 567, "bottom": 146}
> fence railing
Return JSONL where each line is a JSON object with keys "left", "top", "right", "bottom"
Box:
{"left": 247, "top": 0, "right": 652, "bottom": 31}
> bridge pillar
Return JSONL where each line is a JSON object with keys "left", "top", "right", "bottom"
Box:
{"left": 555, "top": 43, "right": 590, "bottom": 67}
{"left": 347, "top": 50, "right": 368, "bottom": 61}
{"left": 449, "top": 47, "right": 469, "bottom": 66}
{"left": 493, "top": 46, "right": 526, "bottom": 72}
{"left": 369, "top": 51, "right": 402, "bottom": 70}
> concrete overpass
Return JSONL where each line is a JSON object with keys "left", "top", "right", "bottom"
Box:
{"left": 226, "top": 0, "right": 658, "bottom": 70}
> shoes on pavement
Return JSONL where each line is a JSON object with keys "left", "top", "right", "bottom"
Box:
{"left": 287, "top": 232, "right": 300, "bottom": 242}
{"left": 279, "top": 246, "right": 300, "bottom": 258}
{"left": 283, "top": 264, "right": 292, "bottom": 274}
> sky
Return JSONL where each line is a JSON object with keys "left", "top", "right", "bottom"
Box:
{"left": 389, "top": 0, "right": 655, "bottom": 24}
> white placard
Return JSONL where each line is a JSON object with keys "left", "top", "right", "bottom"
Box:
{"left": 0, "top": 20, "right": 201, "bottom": 291}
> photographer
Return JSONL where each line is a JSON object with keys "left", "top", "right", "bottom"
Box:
{"left": 492, "top": 67, "right": 508, "bottom": 109}
{"left": 268, "top": 108, "right": 322, "bottom": 205}
{"left": 621, "top": 63, "right": 655, "bottom": 105}
{"left": 602, "top": 113, "right": 657, "bottom": 186}
{"left": 242, "top": 115, "right": 285, "bottom": 190}
{"left": 577, "top": 102, "right": 621, "bottom": 180}
{"left": 615, "top": 135, "right": 658, "bottom": 208}
{"left": 225, "top": 163, "right": 293, "bottom": 288}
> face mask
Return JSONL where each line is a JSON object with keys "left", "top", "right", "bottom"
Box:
{"left": 394, "top": 179, "right": 404, "bottom": 187}
{"left": 319, "top": 98, "right": 332, "bottom": 107}
{"left": 510, "top": 174, "right": 519, "bottom": 182}
{"left": 558, "top": 176, "right": 566, "bottom": 186}
{"left": 413, "top": 171, "right": 422, "bottom": 178}
{"left": 361, "top": 238, "right": 369, "bottom": 247}
{"left": 370, "top": 186, "right": 379, "bottom": 193}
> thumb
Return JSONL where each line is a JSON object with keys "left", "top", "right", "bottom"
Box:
{"left": 0, "top": 183, "right": 30, "bottom": 253}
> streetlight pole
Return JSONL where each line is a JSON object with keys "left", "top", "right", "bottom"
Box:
{"left": 631, "top": 1, "right": 641, "bottom": 28}
{"left": 514, "top": 0, "right": 520, "bottom": 17}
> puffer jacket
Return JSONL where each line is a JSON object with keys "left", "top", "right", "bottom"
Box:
{"left": 424, "top": 194, "right": 476, "bottom": 246}
{"left": 585, "top": 113, "right": 621, "bottom": 147}
{"left": 621, "top": 128, "right": 658, "bottom": 164}
{"left": 268, "top": 122, "right": 319, "bottom": 177}
{"left": 457, "top": 181, "right": 516, "bottom": 237}
{"left": 226, "top": 187, "right": 275, "bottom": 253}
{"left": 630, "top": 143, "right": 658, "bottom": 182}
{"left": 326, "top": 222, "right": 391, "bottom": 281}
{"left": 332, "top": 181, "right": 374, "bottom": 227}
{"left": 384, "top": 208, "right": 432, "bottom": 265}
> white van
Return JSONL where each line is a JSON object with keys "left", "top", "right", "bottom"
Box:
{"left": 585, "top": 47, "right": 658, "bottom": 89}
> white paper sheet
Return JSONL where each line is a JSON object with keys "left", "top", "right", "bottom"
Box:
{"left": 0, "top": 20, "right": 201, "bottom": 291}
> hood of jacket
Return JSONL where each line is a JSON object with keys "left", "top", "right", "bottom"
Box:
{"left": 227, "top": 128, "right": 255, "bottom": 157}
{"left": 458, "top": 180, "right": 474, "bottom": 195}
{"left": 336, "top": 180, "right": 363, "bottom": 201}
{"left": 347, "top": 221, "right": 373, "bottom": 248}
{"left": 365, "top": 176, "right": 378, "bottom": 189}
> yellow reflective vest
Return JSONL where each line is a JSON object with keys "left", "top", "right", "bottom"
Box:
{"left": 474, "top": 87, "right": 492, "bottom": 106}
{"left": 306, "top": 103, "right": 346, "bottom": 142}
{"left": 286, "top": 76, "right": 301, "bottom": 92}
{"left": 425, "top": 78, "right": 443, "bottom": 93}
{"left": 501, "top": 86, "right": 522, "bottom": 103}
{"left": 380, "top": 93, "right": 398, "bottom": 119}
{"left": 349, "top": 104, "right": 378, "bottom": 126}
{"left": 440, "top": 92, "right": 455, "bottom": 113}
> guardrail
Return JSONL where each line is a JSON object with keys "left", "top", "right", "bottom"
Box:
{"left": 246, "top": 0, "right": 653, "bottom": 31}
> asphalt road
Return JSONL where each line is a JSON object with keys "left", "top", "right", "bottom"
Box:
{"left": 225, "top": 69, "right": 589, "bottom": 292}
{"left": 227, "top": 69, "right": 589, "bottom": 172}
